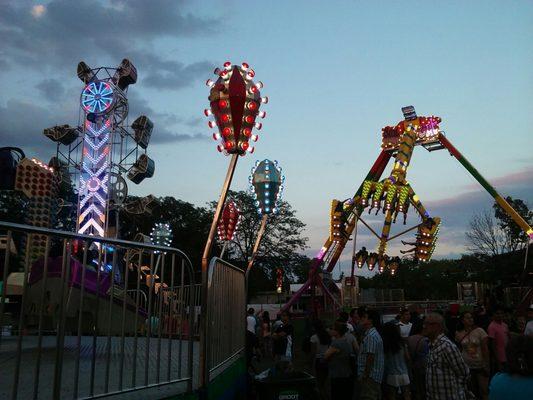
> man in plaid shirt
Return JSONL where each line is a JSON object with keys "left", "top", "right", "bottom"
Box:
{"left": 423, "top": 312, "right": 470, "bottom": 400}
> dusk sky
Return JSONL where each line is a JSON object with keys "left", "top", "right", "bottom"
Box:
{"left": 1, "top": 1, "right": 532, "bottom": 278}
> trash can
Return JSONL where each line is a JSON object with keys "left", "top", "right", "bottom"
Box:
{"left": 254, "top": 371, "right": 319, "bottom": 400}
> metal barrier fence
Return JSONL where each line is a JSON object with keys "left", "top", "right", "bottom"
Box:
{"left": 0, "top": 221, "right": 196, "bottom": 400}
{"left": 205, "top": 258, "right": 245, "bottom": 383}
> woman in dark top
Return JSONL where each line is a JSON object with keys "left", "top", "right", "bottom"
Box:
{"left": 310, "top": 320, "right": 331, "bottom": 400}
{"left": 324, "top": 321, "right": 354, "bottom": 400}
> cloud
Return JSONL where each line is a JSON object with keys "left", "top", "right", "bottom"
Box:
{"left": 35, "top": 78, "right": 65, "bottom": 99}
{"left": 463, "top": 167, "right": 533, "bottom": 190}
{"left": 0, "top": 0, "right": 217, "bottom": 90}
{"left": 0, "top": 99, "right": 71, "bottom": 159}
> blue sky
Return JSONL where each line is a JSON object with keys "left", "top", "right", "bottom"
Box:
{"left": 1, "top": 0, "right": 532, "bottom": 277}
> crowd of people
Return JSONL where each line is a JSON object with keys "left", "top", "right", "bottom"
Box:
{"left": 246, "top": 303, "right": 533, "bottom": 399}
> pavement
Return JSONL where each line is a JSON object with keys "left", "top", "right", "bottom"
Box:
{"left": 0, "top": 335, "right": 199, "bottom": 400}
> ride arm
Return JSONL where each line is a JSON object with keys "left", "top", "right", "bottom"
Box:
{"left": 438, "top": 133, "right": 533, "bottom": 238}
{"left": 281, "top": 150, "right": 391, "bottom": 312}
{"left": 325, "top": 150, "right": 392, "bottom": 272}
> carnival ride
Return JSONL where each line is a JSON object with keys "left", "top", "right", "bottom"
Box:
{"left": 43, "top": 59, "right": 156, "bottom": 242}
{"left": 283, "top": 105, "right": 533, "bottom": 313}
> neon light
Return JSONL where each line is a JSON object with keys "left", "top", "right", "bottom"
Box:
{"left": 81, "top": 81, "right": 114, "bottom": 114}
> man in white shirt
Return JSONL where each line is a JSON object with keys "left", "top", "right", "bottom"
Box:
{"left": 246, "top": 308, "right": 259, "bottom": 371}
{"left": 247, "top": 307, "right": 257, "bottom": 334}
{"left": 398, "top": 308, "right": 412, "bottom": 338}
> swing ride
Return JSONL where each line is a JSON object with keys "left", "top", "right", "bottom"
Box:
{"left": 283, "top": 105, "right": 533, "bottom": 313}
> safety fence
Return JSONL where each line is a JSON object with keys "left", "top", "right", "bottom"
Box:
{"left": 205, "top": 258, "right": 245, "bottom": 384}
{"left": 0, "top": 221, "right": 196, "bottom": 400}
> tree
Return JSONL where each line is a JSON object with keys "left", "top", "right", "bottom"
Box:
{"left": 465, "top": 210, "right": 507, "bottom": 257}
{"left": 214, "top": 190, "right": 309, "bottom": 295}
{"left": 119, "top": 196, "right": 212, "bottom": 272}
{"left": 493, "top": 196, "right": 533, "bottom": 253}
{"left": 466, "top": 197, "right": 532, "bottom": 257}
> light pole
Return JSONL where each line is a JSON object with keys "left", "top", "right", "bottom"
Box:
{"left": 217, "top": 200, "right": 241, "bottom": 259}
{"left": 246, "top": 159, "right": 285, "bottom": 274}
{"left": 199, "top": 62, "right": 267, "bottom": 388}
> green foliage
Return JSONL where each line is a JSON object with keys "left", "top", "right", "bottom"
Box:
{"left": 0, "top": 190, "right": 27, "bottom": 224}
{"left": 119, "top": 196, "right": 212, "bottom": 271}
{"left": 214, "top": 190, "right": 309, "bottom": 296}
{"left": 493, "top": 196, "right": 533, "bottom": 252}
{"left": 359, "top": 246, "right": 532, "bottom": 300}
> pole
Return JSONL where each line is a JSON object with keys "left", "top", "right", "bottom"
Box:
{"left": 219, "top": 241, "right": 228, "bottom": 260}
{"left": 439, "top": 133, "right": 533, "bottom": 237}
{"left": 199, "top": 154, "right": 238, "bottom": 389}
{"left": 246, "top": 214, "right": 268, "bottom": 274}
{"left": 350, "top": 216, "right": 358, "bottom": 279}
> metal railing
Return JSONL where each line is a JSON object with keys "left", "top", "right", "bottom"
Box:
{"left": 204, "top": 258, "right": 245, "bottom": 383}
{"left": 0, "top": 221, "right": 196, "bottom": 399}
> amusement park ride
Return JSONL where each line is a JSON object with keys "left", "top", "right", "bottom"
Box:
{"left": 43, "top": 59, "right": 157, "bottom": 242}
{"left": 283, "top": 105, "right": 533, "bottom": 312}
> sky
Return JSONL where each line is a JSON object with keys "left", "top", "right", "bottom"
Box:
{"left": 1, "top": 0, "right": 532, "bottom": 278}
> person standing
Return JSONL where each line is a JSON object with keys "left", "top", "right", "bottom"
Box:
{"left": 382, "top": 321, "right": 411, "bottom": 400}
{"left": 489, "top": 335, "right": 533, "bottom": 399}
{"left": 246, "top": 308, "right": 259, "bottom": 371}
{"left": 407, "top": 321, "right": 429, "bottom": 400}
{"left": 423, "top": 313, "right": 469, "bottom": 400}
{"left": 310, "top": 320, "right": 331, "bottom": 400}
{"left": 324, "top": 321, "right": 354, "bottom": 400}
{"left": 358, "top": 309, "right": 384, "bottom": 400}
{"left": 260, "top": 311, "right": 272, "bottom": 357}
{"left": 455, "top": 311, "right": 489, "bottom": 400}
{"left": 398, "top": 308, "right": 413, "bottom": 338}
{"left": 272, "top": 311, "right": 294, "bottom": 362}
{"left": 488, "top": 306, "right": 509, "bottom": 373}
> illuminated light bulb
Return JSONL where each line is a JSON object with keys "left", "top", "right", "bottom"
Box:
{"left": 255, "top": 81, "right": 264, "bottom": 89}
{"left": 261, "top": 96, "right": 269, "bottom": 104}
{"left": 243, "top": 128, "right": 252, "bottom": 137}
{"left": 247, "top": 69, "right": 255, "bottom": 78}
{"left": 221, "top": 114, "right": 230, "bottom": 123}
{"left": 204, "top": 108, "right": 212, "bottom": 117}
{"left": 247, "top": 101, "right": 258, "bottom": 111}
{"left": 223, "top": 61, "right": 232, "bottom": 69}
{"left": 208, "top": 121, "right": 217, "bottom": 129}
{"left": 249, "top": 86, "right": 258, "bottom": 94}
{"left": 217, "top": 144, "right": 224, "bottom": 152}
{"left": 241, "top": 62, "right": 249, "bottom": 70}
{"left": 241, "top": 141, "right": 249, "bottom": 151}
{"left": 219, "top": 99, "right": 228, "bottom": 108}
{"left": 245, "top": 115, "right": 254, "bottom": 124}
{"left": 251, "top": 134, "right": 258, "bottom": 142}
{"left": 222, "top": 127, "right": 232, "bottom": 137}
{"left": 224, "top": 141, "right": 234, "bottom": 150}
{"left": 254, "top": 122, "right": 262, "bottom": 130}
{"left": 258, "top": 111, "right": 266, "bottom": 118}
{"left": 213, "top": 133, "right": 221, "bottom": 140}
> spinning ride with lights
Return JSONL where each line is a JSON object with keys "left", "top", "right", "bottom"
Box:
{"left": 200, "top": 61, "right": 268, "bottom": 387}
{"left": 247, "top": 159, "right": 285, "bottom": 273}
{"left": 43, "top": 59, "right": 157, "bottom": 241}
{"left": 283, "top": 105, "right": 533, "bottom": 314}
